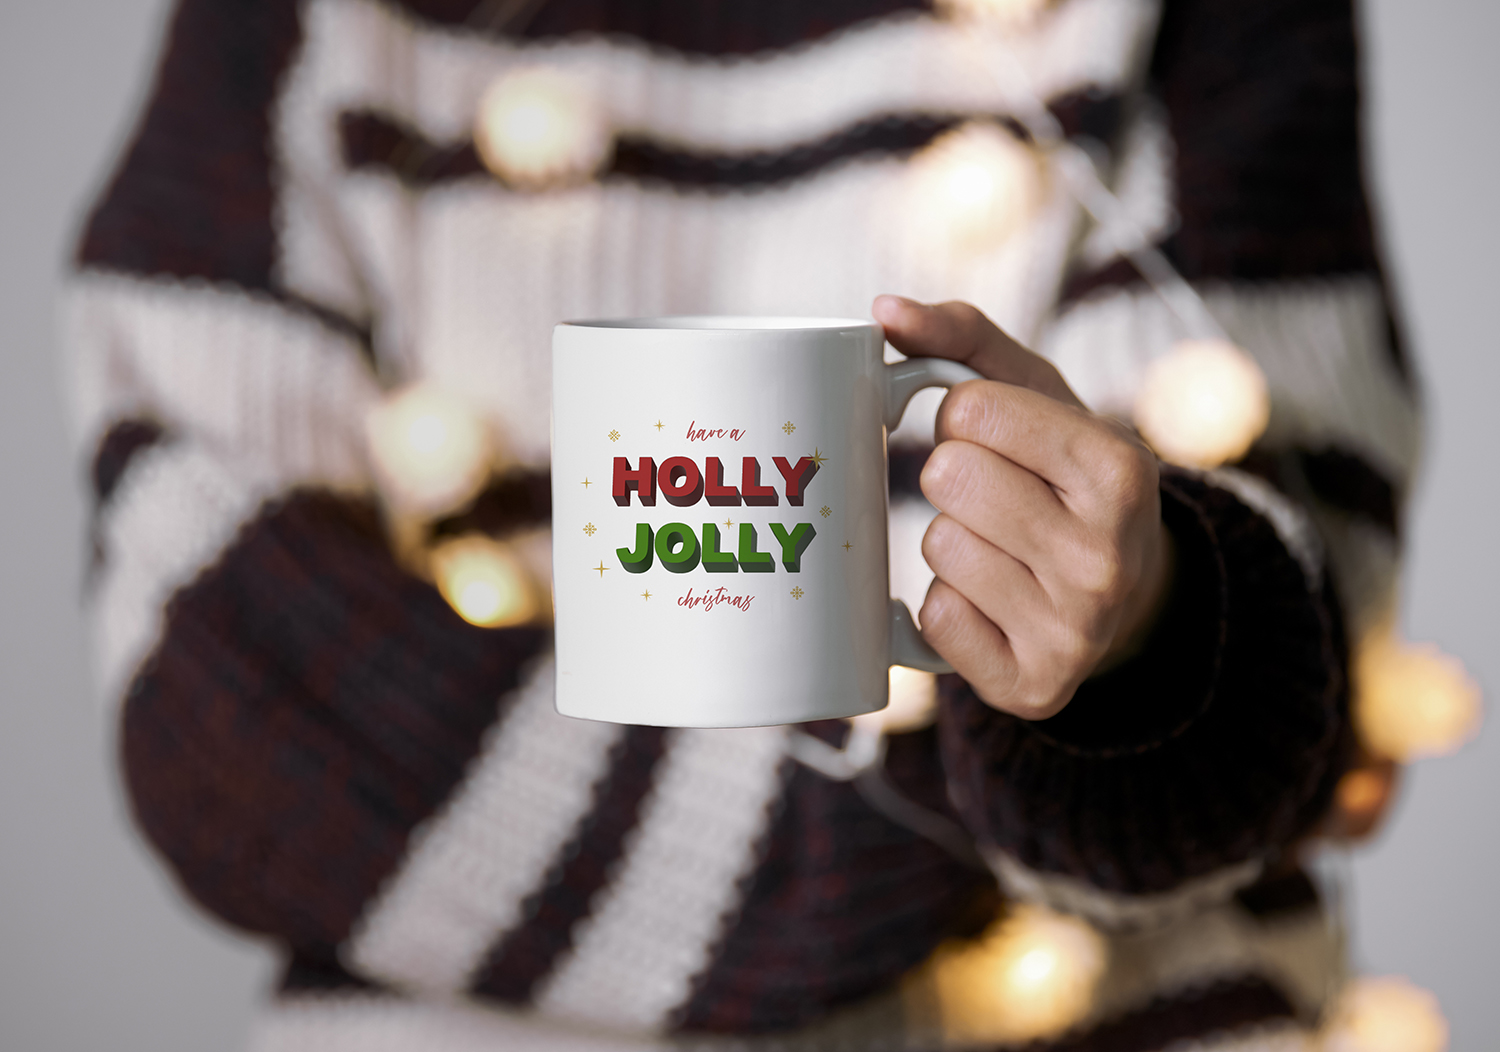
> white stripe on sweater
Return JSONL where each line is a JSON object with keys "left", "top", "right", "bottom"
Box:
{"left": 249, "top": 984, "right": 909, "bottom": 1052}
{"left": 534, "top": 726, "right": 790, "bottom": 1032}
{"left": 64, "top": 273, "right": 378, "bottom": 490}
{"left": 294, "top": 0, "right": 1160, "bottom": 151}
{"left": 249, "top": 994, "right": 669, "bottom": 1052}
{"left": 347, "top": 658, "right": 624, "bottom": 994}
{"left": 1043, "top": 276, "right": 1420, "bottom": 486}
{"left": 990, "top": 850, "right": 1265, "bottom": 932}
{"left": 1076, "top": 101, "right": 1178, "bottom": 268}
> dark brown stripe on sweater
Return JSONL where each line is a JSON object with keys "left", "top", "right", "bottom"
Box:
{"left": 78, "top": 0, "right": 300, "bottom": 292}
{"left": 87, "top": 417, "right": 172, "bottom": 586}
{"left": 121, "top": 489, "right": 550, "bottom": 952}
{"left": 429, "top": 468, "right": 554, "bottom": 542}
{"left": 1025, "top": 976, "right": 1298, "bottom": 1052}
{"left": 1236, "top": 444, "right": 1402, "bottom": 539}
{"left": 76, "top": 0, "right": 375, "bottom": 364}
{"left": 340, "top": 98, "right": 1117, "bottom": 194}
{"left": 1059, "top": 0, "right": 1412, "bottom": 383}
{"left": 470, "top": 724, "right": 670, "bottom": 1003}
{"left": 390, "top": 0, "right": 932, "bottom": 57}
{"left": 91, "top": 418, "right": 168, "bottom": 509}
{"left": 1297, "top": 446, "right": 1402, "bottom": 537}
{"left": 280, "top": 953, "right": 383, "bottom": 994}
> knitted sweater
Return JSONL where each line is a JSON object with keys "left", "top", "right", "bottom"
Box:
{"left": 68, "top": 0, "right": 1415, "bottom": 1048}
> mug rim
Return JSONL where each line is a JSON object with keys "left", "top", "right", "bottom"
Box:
{"left": 557, "top": 315, "right": 880, "bottom": 333}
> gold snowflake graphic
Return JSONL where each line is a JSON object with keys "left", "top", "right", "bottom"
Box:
{"left": 782, "top": 421, "right": 796, "bottom": 435}
{"left": 583, "top": 522, "right": 597, "bottom": 536}
{"left": 608, "top": 429, "right": 621, "bottom": 442}
{"left": 819, "top": 505, "right": 832, "bottom": 518}
{"left": 790, "top": 586, "right": 805, "bottom": 600}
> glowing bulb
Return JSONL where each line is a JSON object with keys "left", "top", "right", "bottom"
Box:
{"left": 1353, "top": 628, "right": 1482, "bottom": 762}
{"left": 853, "top": 666, "right": 939, "bottom": 734}
{"left": 938, "top": 0, "right": 1053, "bottom": 27}
{"left": 920, "top": 904, "right": 1106, "bottom": 1042}
{"left": 907, "top": 122, "right": 1044, "bottom": 254}
{"left": 1322, "top": 976, "right": 1448, "bottom": 1052}
{"left": 431, "top": 534, "right": 538, "bottom": 628}
{"left": 1133, "top": 338, "right": 1270, "bottom": 468}
{"left": 474, "top": 67, "right": 611, "bottom": 189}
{"left": 1335, "top": 767, "right": 1388, "bottom": 817}
{"left": 366, "top": 383, "right": 492, "bottom": 518}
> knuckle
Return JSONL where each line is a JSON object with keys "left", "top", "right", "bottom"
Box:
{"left": 1093, "top": 436, "right": 1156, "bottom": 503}
{"left": 1052, "top": 624, "right": 1098, "bottom": 670}
{"left": 1068, "top": 536, "right": 1127, "bottom": 602}
{"left": 920, "top": 441, "right": 972, "bottom": 504}
{"left": 939, "top": 300, "right": 986, "bottom": 332}
{"left": 1011, "top": 685, "right": 1070, "bottom": 721}
{"left": 920, "top": 514, "right": 962, "bottom": 569}
{"left": 936, "top": 383, "right": 989, "bottom": 438}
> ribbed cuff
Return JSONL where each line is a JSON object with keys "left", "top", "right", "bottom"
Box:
{"left": 937, "top": 470, "right": 1346, "bottom": 895}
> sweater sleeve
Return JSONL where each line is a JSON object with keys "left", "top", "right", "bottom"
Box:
{"left": 67, "top": 0, "right": 562, "bottom": 985}
{"left": 945, "top": 0, "right": 1415, "bottom": 914}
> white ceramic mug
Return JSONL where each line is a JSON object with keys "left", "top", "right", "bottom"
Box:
{"left": 551, "top": 317, "right": 981, "bottom": 728}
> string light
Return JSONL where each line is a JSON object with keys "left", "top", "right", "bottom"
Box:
{"left": 366, "top": 383, "right": 494, "bottom": 518}
{"left": 923, "top": 904, "right": 1106, "bottom": 1042}
{"left": 1132, "top": 338, "right": 1270, "bottom": 469}
{"left": 1353, "top": 627, "right": 1482, "bottom": 763}
{"left": 430, "top": 534, "right": 539, "bottom": 628}
{"left": 906, "top": 121, "right": 1045, "bottom": 255}
{"left": 1336, "top": 765, "right": 1391, "bottom": 820}
{"left": 853, "top": 666, "right": 939, "bottom": 734}
{"left": 937, "top": 0, "right": 1053, "bottom": 26}
{"left": 474, "top": 67, "right": 611, "bottom": 189}
{"left": 1321, "top": 976, "right": 1449, "bottom": 1052}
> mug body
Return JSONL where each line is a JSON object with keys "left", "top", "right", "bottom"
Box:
{"left": 552, "top": 317, "right": 890, "bottom": 727}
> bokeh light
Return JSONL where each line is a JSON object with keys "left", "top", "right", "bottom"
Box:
{"left": 1133, "top": 338, "right": 1270, "bottom": 469}
{"left": 906, "top": 122, "right": 1045, "bottom": 255}
{"left": 365, "top": 382, "right": 493, "bottom": 518}
{"left": 431, "top": 534, "right": 539, "bottom": 628}
{"left": 474, "top": 67, "right": 611, "bottom": 189}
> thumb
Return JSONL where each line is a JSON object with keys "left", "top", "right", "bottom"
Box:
{"left": 873, "top": 295, "right": 1083, "bottom": 408}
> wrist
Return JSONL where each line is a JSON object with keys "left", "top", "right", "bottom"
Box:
{"left": 1095, "top": 518, "right": 1176, "bottom": 675}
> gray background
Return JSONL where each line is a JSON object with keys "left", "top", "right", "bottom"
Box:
{"left": 1, "top": 0, "right": 1495, "bottom": 1047}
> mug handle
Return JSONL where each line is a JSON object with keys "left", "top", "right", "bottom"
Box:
{"left": 882, "top": 356, "right": 985, "bottom": 674}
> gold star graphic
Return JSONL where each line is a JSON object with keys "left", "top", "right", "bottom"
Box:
{"left": 581, "top": 477, "right": 592, "bottom": 489}
{"left": 654, "top": 420, "right": 665, "bottom": 432}
{"left": 583, "top": 522, "right": 597, "bottom": 536}
{"left": 809, "top": 447, "right": 828, "bottom": 468}
{"left": 842, "top": 541, "right": 853, "bottom": 552}
{"left": 782, "top": 421, "right": 796, "bottom": 435}
{"left": 594, "top": 561, "right": 609, "bottom": 577}
{"left": 790, "top": 586, "right": 805, "bottom": 600}
{"left": 608, "top": 429, "right": 621, "bottom": 442}
{"left": 641, "top": 589, "right": 652, "bottom": 600}
{"left": 723, "top": 518, "right": 734, "bottom": 528}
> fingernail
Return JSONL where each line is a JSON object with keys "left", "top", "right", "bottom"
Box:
{"left": 876, "top": 294, "right": 923, "bottom": 311}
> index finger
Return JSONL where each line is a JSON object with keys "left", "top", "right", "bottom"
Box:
{"left": 872, "top": 296, "right": 1085, "bottom": 409}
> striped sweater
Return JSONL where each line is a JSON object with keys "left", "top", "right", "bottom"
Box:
{"left": 68, "top": 0, "right": 1415, "bottom": 1048}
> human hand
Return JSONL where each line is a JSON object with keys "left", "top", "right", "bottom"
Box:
{"left": 873, "top": 295, "right": 1173, "bottom": 720}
